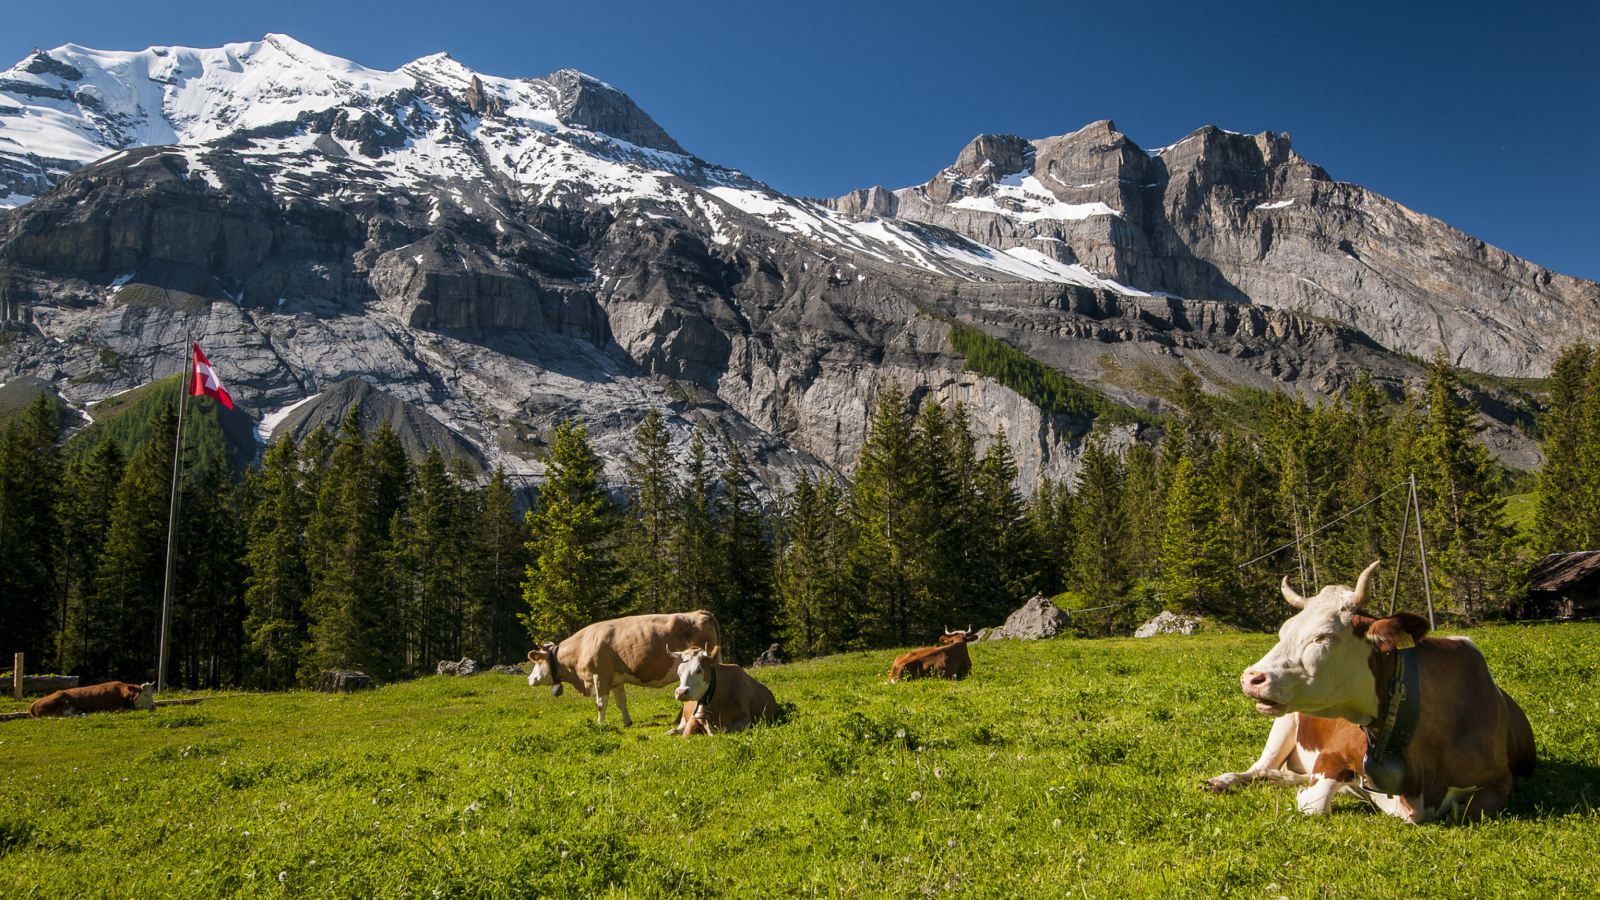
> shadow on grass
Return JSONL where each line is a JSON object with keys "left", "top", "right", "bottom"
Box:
{"left": 1505, "top": 758, "right": 1600, "bottom": 819}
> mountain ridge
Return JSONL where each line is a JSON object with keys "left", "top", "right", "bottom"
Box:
{"left": 0, "top": 35, "right": 1576, "bottom": 491}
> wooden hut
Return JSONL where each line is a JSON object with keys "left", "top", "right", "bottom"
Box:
{"left": 1523, "top": 551, "right": 1600, "bottom": 619}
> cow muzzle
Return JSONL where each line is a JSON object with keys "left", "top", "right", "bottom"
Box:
{"left": 1240, "top": 669, "right": 1284, "bottom": 714}
{"left": 673, "top": 687, "right": 691, "bottom": 702}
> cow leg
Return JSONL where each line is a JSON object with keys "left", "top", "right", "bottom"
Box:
{"left": 1206, "top": 714, "right": 1306, "bottom": 792}
{"left": 611, "top": 685, "right": 633, "bottom": 727}
{"left": 1295, "top": 775, "right": 1344, "bottom": 815}
{"left": 591, "top": 677, "right": 610, "bottom": 726}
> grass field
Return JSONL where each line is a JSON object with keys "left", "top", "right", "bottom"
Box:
{"left": 3, "top": 626, "right": 1597, "bottom": 899}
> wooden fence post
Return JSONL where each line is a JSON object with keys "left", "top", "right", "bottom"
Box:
{"left": 12, "top": 653, "right": 21, "bottom": 702}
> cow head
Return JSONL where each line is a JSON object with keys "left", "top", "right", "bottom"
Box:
{"left": 133, "top": 682, "right": 156, "bottom": 711}
{"left": 671, "top": 647, "right": 718, "bottom": 702}
{"left": 1239, "top": 561, "right": 1387, "bottom": 723}
{"left": 526, "top": 643, "right": 562, "bottom": 696}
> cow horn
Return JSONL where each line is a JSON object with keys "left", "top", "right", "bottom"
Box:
{"left": 1347, "top": 560, "right": 1381, "bottom": 611}
{"left": 1281, "top": 576, "right": 1307, "bottom": 609}
{"left": 944, "top": 626, "right": 954, "bottom": 636}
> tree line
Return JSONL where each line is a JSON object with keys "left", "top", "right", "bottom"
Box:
{"left": 0, "top": 349, "right": 1548, "bottom": 689}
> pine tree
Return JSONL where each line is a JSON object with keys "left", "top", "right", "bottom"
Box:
{"left": 1121, "top": 441, "right": 1163, "bottom": 583}
{"left": 95, "top": 402, "right": 180, "bottom": 680}
{"left": 472, "top": 465, "right": 529, "bottom": 664}
{"left": 1416, "top": 352, "right": 1521, "bottom": 620}
{"left": 717, "top": 443, "right": 775, "bottom": 662}
{"left": 0, "top": 391, "right": 64, "bottom": 663}
{"left": 173, "top": 450, "right": 247, "bottom": 688}
{"left": 852, "top": 381, "right": 919, "bottom": 645}
{"left": 1068, "top": 435, "right": 1129, "bottom": 632}
{"left": 971, "top": 428, "right": 1031, "bottom": 625}
{"left": 669, "top": 430, "right": 724, "bottom": 615}
{"left": 622, "top": 408, "right": 676, "bottom": 614}
{"left": 521, "top": 419, "right": 622, "bottom": 642}
{"left": 1157, "top": 455, "right": 1234, "bottom": 614}
{"left": 775, "top": 472, "right": 856, "bottom": 656}
{"left": 60, "top": 438, "right": 124, "bottom": 676}
{"left": 1533, "top": 342, "right": 1591, "bottom": 552}
{"left": 242, "top": 437, "right": 309, "bottom": 689}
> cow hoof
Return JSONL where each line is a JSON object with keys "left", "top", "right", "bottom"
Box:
{"left": 1203, "top": 777, "right": 1235, "bottom": 794}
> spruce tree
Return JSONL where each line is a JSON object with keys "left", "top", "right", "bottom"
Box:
{"left": 60, "top": 438, "right": 124, "bottom": 676}
{"left": 775, "top": 472, "right": 857, "bottom": 656}
{"left": 1157, "top": 455, "right": 1234, "bottom": 614}
{"left": 851, "top": 381, "right": 919, "bottom": 645}
{"left": 1533, "top": 342, "right": 1591, "bottom": 553}
{"left": 243, "top": 437, "right": 309, "bottom": 689}
{"left": 1068, "top": 435, "right": 1129, "bottom": 632}
{"left": 472, "top": 465, "right": 529, "bottom": 664}
{"left": 717, "top": 443, "right": 775, "bottom": 661}
{"left": 669, "top": 430, "right": 724, "bottom": 615}
{"left": 972, "top": 428, "right": 1031, "bottom": 625}
{"left": 622, "top": 408, "right": 676, "bottom": 614}
{"left": 0, "top": 391, "right": 64, "bottom": 663}
{"left": 521, "top": 419, "right": 622, "bottom": 642}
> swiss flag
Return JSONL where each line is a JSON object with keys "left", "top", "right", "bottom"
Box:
{"left": 190, "top": 343, "right": 234, "bottom": 409}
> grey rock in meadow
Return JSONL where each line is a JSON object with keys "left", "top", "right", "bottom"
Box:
{"left": 315, "top": 670, "right": 374, "bottom": 692}
{"left": 490, "top": 664, "right": 525, "bottom": 676}
{"left": 752, "top": 643, "right": 788, "bottom": 667}
{"left": 1134, "top": 611, "right": 1201, "bottom": 638}
{"left": 436, "top": 657, "right": 480, "bottom": 676}
{"left": 986, "top": 594, "right": 1071, "bottom": 641}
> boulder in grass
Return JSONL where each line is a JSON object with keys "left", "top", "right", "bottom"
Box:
{"left": 985, "top": 594, "right": 1070, "bottom": 641}
{"left": 491, "top": 664, "right": 526, "bottom": 676}
{"left": 1134, "top": 611, "right": 1201, "bottom": 638}
{"left": 315, "top": 670, "right": 373, "bottom": 693}
{"left": 752, "top": 644, "right": 787, "bottom": 667}
{"left": 436, "top": 657, "right": 481, "bottom": 676}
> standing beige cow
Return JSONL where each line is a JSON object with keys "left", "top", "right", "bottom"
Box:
{"left": 670, "top": 647, "right": 778, "bottom": 735}
{"left": 526, "top": 611, "right": 720, "bottom": 726}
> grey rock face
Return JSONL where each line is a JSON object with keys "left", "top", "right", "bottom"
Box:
{"left": 0, "top": 36, "right": 1578, "bottom": 498}
{"left": 752, "top": 643, "right": 787, "bottom": 667}
{"left": 1134, "top": 611, "right": 1201, "bottom": 638}
{"left": 436, "top": 657, "right": 480, "bottom": 676}
{"left": 315, "top": 670, "right": 373, "bottom": 692}
{"left": 986, "top": 594, "right": 1071, "bottom": 641}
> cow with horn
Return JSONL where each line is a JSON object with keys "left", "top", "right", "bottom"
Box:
{"left": 1206, "top": 561, "right": 1536, "bottom": 823}
{"left": 888, "top": 626, "right": 975, "bottom": 683}
{"left": 526, "top": 611, "right": 721, "bottom": 728}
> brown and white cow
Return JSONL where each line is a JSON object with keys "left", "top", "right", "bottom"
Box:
{"left": 670, "top": 647, "right": 778, "bottom": 735}
{"left": 888, "top": 627, "right": 974, "bottom": 683}
{"left": 1206, "top": 561, "right": 1537, "bottom": 823}
{"left": 526, "top": 610, "right": 721, "bottom": 727}
{"left": 30, "top": 681, "right": 156, "bottom": 718}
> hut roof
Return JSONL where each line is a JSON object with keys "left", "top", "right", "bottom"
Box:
{"left": 1528, "top": 551, "right": 1600, "bottom": 592}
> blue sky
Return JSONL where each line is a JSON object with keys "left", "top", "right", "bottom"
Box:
{"left": 6, "top": 0, "right": 1596, "bottom": 280}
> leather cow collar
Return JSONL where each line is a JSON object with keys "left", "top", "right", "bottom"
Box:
{"left": 1362, "top": 631, "right": 1422, "bottom": 796}
{"left": 691, "top": 657, "right": 718, "bottom": 721}
{"left": 548, "top": 642, "right": 565, "bottom": 698}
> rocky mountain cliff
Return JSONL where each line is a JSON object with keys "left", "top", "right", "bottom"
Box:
{"left": 0, "top": 35, "right": 1578, "bottom": 492}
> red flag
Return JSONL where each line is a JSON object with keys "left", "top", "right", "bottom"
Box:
{"left": 190, "top": 343, "right": 233, "bottom": 409}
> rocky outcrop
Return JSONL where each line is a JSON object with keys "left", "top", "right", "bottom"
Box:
{"left": 315, "top": 670, "right": 373, "bottom": 692}
{"left": 985, "top": 594, "right": 1071, "bottom": 641}
{"left": 752, "top": 644, "right": 787, "bottom": 667}
{"left": 1134, "top": 611, "right": 1200, "bottom": 638}
{"left": 436, "top": 657, "right": 481, "bottom": 676}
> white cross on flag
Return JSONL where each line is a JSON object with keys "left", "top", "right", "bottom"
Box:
{"left": 190, "top": 343, "right": 234, "bottom": 409}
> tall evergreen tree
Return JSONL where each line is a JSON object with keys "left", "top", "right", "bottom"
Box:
{"left": 0, "top": 391, "right": 64, "bottom": 663}
{"left": 472, "top": 465, "right": 529, "bottom": 664}
{"left": 971, "top": 428, "right": 1031, "bottom": 625}
{"left": 242, "top": 437, "right": 309, "bottom": 689}
{"left": 60, "top": 438, "right": 124, "bottom": 676}
{"left": 521, "top": 419, "right": 622, "bottom": 642}
{"left": 1533, "top": 342, "right": 1591, "bottom": 553}
{"left": 775, "top": 473, "right": 856, "bottom": 657}
{"left": 622, "top": 408, "right": 676, "bottom": 614}
{"left": 668, "top": 430, "right": 725, "bottom": 615}
{"left": 1157, "top": 454, "right": 1234, "bottom": 614}
{"left": 852, "top": 381, "right": 919, "bottom": 645}
{"left": 1068, "top": 435, "right": 1129, "bottom": 632}
{"left": 717, "top": 443, "right": 775, "bottom": 661}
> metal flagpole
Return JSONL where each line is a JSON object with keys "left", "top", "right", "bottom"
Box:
{"left": 157, "top": 336, "right": 191, "bottom": 695}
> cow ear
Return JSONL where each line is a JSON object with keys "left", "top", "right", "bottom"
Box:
{"left": 1358, "top": 612, "right": 1431, "bottom": 650}
{"left": 139, "top": 682, "right": 153, "bottom": 695}
{"left": 707, "top": 645, "right": 720, "bottom": 661}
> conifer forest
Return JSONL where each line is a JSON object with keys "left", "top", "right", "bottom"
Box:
{"left": 2, "top": 346, "right": 1587, "bottom": 690}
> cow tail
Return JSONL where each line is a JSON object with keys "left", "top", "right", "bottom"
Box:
{"left": 704, "top": 611, "right": 725, "bottom": 663}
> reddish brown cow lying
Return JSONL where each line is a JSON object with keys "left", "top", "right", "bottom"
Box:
{"left": 1207, "top": 562, "right": 1536, "bottom": 823}
{"left": 30, "top": 681, "right": 156, "bottom": 718}
{"left": 888, "top": 627, "right": 974, "bottom": 683}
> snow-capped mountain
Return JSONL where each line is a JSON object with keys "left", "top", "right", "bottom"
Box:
{"left": 1, "top": 35, "right": 1586, "bottom": 486}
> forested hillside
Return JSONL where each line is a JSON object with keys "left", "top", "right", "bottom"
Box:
{"left": 3, "top": 347, "right": 1589, "bottom": 689}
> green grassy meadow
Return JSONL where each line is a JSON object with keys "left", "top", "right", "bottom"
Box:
{"left": 3, "top": 626, "right": 1597, "bottom": 899}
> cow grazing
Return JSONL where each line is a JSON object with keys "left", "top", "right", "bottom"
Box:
{"left": 888, "top": 627, "right": 974, "bottom": 683}
{"left": 1206, "top": 561, "right": 1537, "bottom": 823}
{"left": 670, "top": 647, "right": 778, "bottom": 735}
{"left": 526, "top": 610, "right": 721, "bottom": 726}
{"left": 30, "top": 681, "right": 156, "bottom": 718}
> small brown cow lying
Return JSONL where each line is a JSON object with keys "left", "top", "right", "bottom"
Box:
{"left": 888, "top": 627, "right": 974, "bottom": 683}
{"left": 669, "top": 647, "right": 777, "bottom": 735}
{"left": 30, "top": 681, "right": 156, "bottom": 718}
